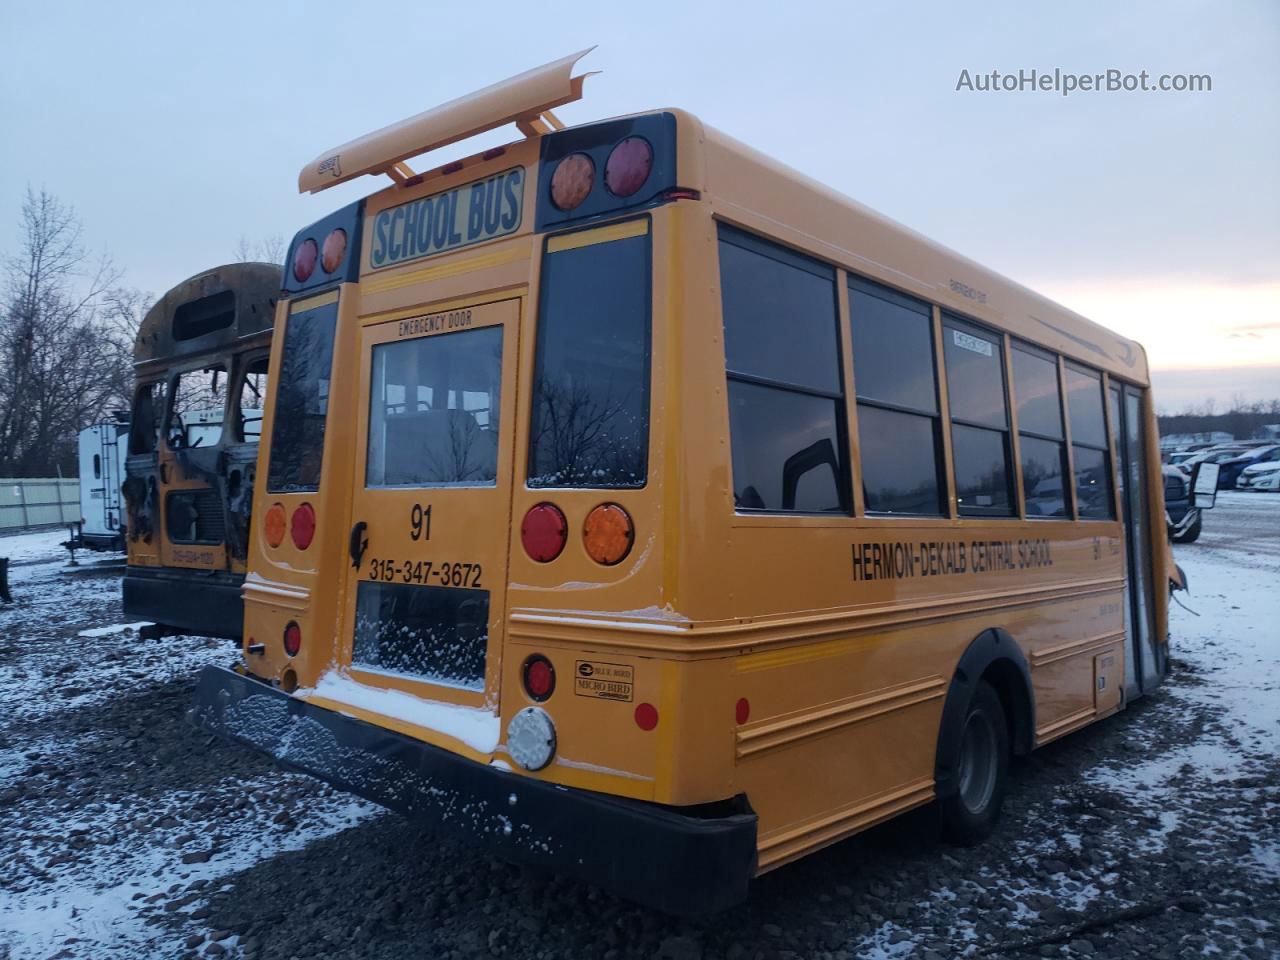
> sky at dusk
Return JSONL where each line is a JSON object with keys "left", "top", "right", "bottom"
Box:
{"left": 1, "top": 0, "right": 1276, "bottom": 411}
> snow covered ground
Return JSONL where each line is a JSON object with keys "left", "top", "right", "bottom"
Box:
{"left": 0, "top": 493, "right": 1277, "bottom": 960}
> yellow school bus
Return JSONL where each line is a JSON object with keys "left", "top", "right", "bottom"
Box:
{"left": 194, "top": 52, "right": 1175, "bottom": 914}
{"left": 124, "top": 263, "right": 279, "bottom": 639}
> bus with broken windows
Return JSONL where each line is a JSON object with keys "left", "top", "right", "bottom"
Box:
{"left": 193, "top": 51, "right": 1186, "bottom": 914}
{"left": 123, "top": 263, "right": 279, "bottom": 640}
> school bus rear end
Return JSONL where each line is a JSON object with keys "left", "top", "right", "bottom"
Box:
{"left": 193, "top": 51, "right": 1171, "bottom": 914}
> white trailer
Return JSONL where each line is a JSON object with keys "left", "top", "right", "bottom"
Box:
{"left": 67, "top": 418, "right": 130, "bottom": 553}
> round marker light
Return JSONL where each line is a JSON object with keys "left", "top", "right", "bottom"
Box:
{"left": 292, "top": 238, "right": 317, "bottom": 283}
{"left": 550, "top": 153, "right": 594, "bottom": 211}
{"left": 283, "top": 621, "right": 302, "bottom": 657}
{"left": 321, "top": 228, "right": 347, "bottom": 273}
{"left": 264, "top": 503, "right": 286, "bottom": 548}
{"left": 583, "top": 503, "right": 634, "bottom": 566}
{"left": 604, "top": 137, "right": 653, "bottom": 198}
{"left": 521, "top": 503, "right": 567, "bottom": 562}
{"left": 736, "top": 697, "right": 751, "bottom": 725}
{"left": 634, "top": 702, "right": 659, "bottom": 731}
{"left": 290, "top": 503, "right": 316, "bottom": 550}
{"left": 507, "top": 706, "right": 556, "bottom": 771}
{"left": 522, "top": 655, "right": 556, "bottom": 702}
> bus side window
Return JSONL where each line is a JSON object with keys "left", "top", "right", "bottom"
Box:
{"left": 239, "top": 357, "right": 270, "bottom": 443}
{"left": 129, "top": 381, "right": 167, "bottom": 455}
{"left": 942, "top": 316, "right": 1015, "bottom": 517}
{"left": 1011, "top": 344, "right": 1069, "bottom": 518}
{"left": 848, "top": 277, "right": 944, "bottom": 516}
{"left": 719, "top": 226, "right": 848, "bottom": 514}
{"left": 1063, "top": 363, "right": 1115, "bottom": 519}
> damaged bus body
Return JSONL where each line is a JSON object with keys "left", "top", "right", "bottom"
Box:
{"left": 123, "top": 263, "right": 279, "bottom": 639}
{"left": 193, "top": 53, "right": 1180, "bottom": 914}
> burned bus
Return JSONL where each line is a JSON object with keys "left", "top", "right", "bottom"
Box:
{"left": 122, "top": 262, "right": 280, "bottom": 639}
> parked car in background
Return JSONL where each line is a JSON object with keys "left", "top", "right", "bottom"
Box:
{"left": 1237, "top": 460, "right": 1280, "bottom": 492}
{"left": 1164, "top": 465, "right": 1203, "bottom": 543}
{"left": 1166, "top": 451, "right": 1199, "bottom": 468}
{"left": 1217, "top": 444, "right": 1280, "bottom": 489}
{"left": 1176, "top": 445, "right": 1255, "bottom": 476}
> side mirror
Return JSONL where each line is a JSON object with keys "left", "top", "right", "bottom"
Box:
{"left": 1191, "top": 461, "right": 1219, "bottom": 509}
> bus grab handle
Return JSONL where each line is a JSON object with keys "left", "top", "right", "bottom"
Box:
{"left": 349, "top": 521, "right": 368, "bottom": 570}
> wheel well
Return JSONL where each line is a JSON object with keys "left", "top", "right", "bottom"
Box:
{"left": 935, "top": 628, "right": 1036, "bottom": 798}
{"left": 979, "top": 657, "right": 1034, "bottom": 758}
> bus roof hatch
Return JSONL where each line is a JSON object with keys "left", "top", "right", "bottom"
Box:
{"left": 298, "top": 48, "right": 597, "bottom": 195}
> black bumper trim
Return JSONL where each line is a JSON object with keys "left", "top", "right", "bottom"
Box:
{"left": 191, "top": 665, "right": 757, "bottom": 915}
{"left": 123, "top": 569, "right": 243, "bottom": 639}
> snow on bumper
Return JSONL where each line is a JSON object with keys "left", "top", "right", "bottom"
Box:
{"left": 189, "top": 665, "right": 757, "bottom": 915}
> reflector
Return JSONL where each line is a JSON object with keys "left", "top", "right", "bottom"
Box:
{"left": 283, "top": 621, "right": 302, "bottom": 657}
{"left": 522, "top": 655, "right": 556, "bottom": 701}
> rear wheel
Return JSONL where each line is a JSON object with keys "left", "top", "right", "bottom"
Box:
{"left": 940, "top": 681, "right": 1009, "bottom": 845}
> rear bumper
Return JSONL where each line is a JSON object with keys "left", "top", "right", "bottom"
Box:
{"left": 124, "top": 568, "right": 243, "bottom": 638}
{"left": 191, "top": 665, "right": 758, "bottom": 915}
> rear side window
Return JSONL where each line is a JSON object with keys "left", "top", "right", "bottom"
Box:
{"left": 720, "top": 226, "right": 848, "bottom": 513}
{"left": 529, "top": 219, "right": 651, "bottom": 488}
{"left": 1011, "top": 344, "right": 1069, "bottom": 518}
{"left": 267, "top": 302, "right": 338, "bottom": 493}
{"left": 849, "top": 277, "right": 943, "bottom": 516}
{"left": 1063, "top": 363, "right": 1114, "bottom": 519}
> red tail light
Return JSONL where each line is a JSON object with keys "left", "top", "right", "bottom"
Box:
{"left": 321, "top": 228, "right": 347, "bottom": 273}
{"left": 290, "top": 503, "right": 316, "bottom": 550}
{"left": 736, "top": 698, "right": 751, "bottom": 725}
{"left": 522, "top": 655, "right": 556, "bottom": 701}
{"left": 292, "top": 239, "right": 317, "bottom": 283}
{"left": 283, "top": 621, "right": 301, "bottom": 657}
{"left": 605, "top": 137, "right": 653, "bottom": 197}
{"left": 521, "top": 503, "right": 567, "bottom": 562}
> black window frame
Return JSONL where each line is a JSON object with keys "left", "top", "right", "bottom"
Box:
{"left": 1011, "top": 340, "right": 1072, "bottom": 520}
{"left": 719, "top": 224, "right": 851, "bottom": 516}
{"left": 527, "top": 215, "right": 653, "bottom": 490}
{"left": 941, "top": 313, "right": 1015, "bottom": 518}
{"left": 848, "top": 273, "right": 946, "bottom": 518}
{"left": 1063, "top": 360, "right": 1116, "bottom": 520}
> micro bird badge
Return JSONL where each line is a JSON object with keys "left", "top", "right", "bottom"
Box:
{"left": 317, "top": 155, "right": 342, "bottom": 179}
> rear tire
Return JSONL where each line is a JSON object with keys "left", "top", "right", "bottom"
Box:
{"left": 1173, "top": 515, "right": 1202, "bottom": 544}
{"left": 939, "top": 681, "right": 1009, "bottom": 845}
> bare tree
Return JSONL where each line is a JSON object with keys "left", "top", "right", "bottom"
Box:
{"left": 0, "top": 188, "right": 134, "bottom": 475}
{"left": 235, "top": 233, "right": 286, "bottom": 265}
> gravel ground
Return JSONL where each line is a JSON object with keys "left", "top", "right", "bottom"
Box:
{"left": 1, "top": 494, "right": 1277, "bottom": 959}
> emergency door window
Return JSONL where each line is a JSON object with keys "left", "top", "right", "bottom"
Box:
{"left": 366, "top": 326, "right": 503, "bottom": 487}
